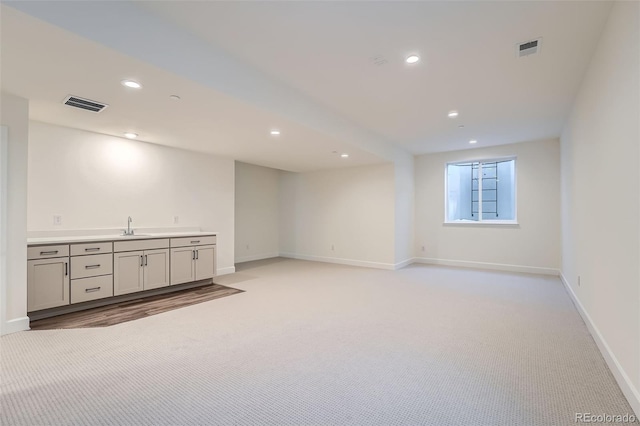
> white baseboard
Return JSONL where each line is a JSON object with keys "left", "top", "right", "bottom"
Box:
{"left": 235, "top": 253, "right": 280, "bottom": 264}
{"left": 216, "top": 266, "right": 235, "bottom": 276}
{"left": 413, "top": 257, "right": 559, "bottom": 276}
{"left": 559, "top": 273, "right": 639, "bottom": 417}
{"left": 279, "top": 252, "right": 396, "bottom": 270}
{"left": 1, "top": 316, "right": 30, "bottom": 336}
{"left": 394, "top": 258, "right": 414, "bottom": 270}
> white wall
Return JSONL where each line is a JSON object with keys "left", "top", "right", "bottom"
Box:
{"left": 28, "top": 121, "right": 236, "bottom": 274}
{"left": 415, "top": 139, "right": 560, "bottom": 275}
{"left": 560, "top": 1, "right": 639, "bottom": 414}
{"left": 394, "top": 154, "right": 415, "bottom": 265}
{"left": 0, "top": 92, "right": 29, "bottom": 335}
{"left": 279, "top": 163, "right": 396, "bottom": 269}
{"left": 235, "top": 161, "right": 279, "bottom": 263}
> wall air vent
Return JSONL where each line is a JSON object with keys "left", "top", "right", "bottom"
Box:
{"left": 517, "top": 38, "right": 542, "bottom": 58}
{"left": 62, "top": 95, "right": 108, "bottom": 113}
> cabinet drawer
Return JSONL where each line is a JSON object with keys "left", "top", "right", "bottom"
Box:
{"left": 71, "top": 242, "right": 113, "bottom": 256}
{"left": 71, "top": 253, "right": 113, "bottom": 279}
{"left": 71, "top": 275, "right": 113, "bottom": 304}
{"left": 170, "top": 235, "right": 216, "bottom": 248}
{"left": 114, "top": 238, "right": 169, "bottom": 253}
{"left": 27, "top": 244, "right": 69, "bottom": 260}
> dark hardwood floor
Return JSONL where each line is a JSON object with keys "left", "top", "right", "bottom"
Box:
{"left": 30, "top": 283, "right": 244, "bottom": 330}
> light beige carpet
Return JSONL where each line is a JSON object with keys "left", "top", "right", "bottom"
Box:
{"left": 1, "top": 258, "right": 637, "bottom": 425}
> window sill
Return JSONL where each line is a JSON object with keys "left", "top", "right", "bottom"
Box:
{"left": 443, "top": 220, "right": 519, "bottom": 227}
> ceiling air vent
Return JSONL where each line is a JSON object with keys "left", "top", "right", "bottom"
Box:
{"left": 62, "top": 95, "right": 108, "bottom": 113}
{"left": 517, "top": 38, "right": 542, "bottom": 58}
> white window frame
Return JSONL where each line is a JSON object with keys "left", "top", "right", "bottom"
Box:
{"left": 444, "top": 155, "right": 518, "bottom": 225}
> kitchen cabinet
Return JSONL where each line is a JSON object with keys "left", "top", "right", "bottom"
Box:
{"left": 70, "top": 242, "right": 114, "bottom": 304}
{"left": 170, "top": 236, "right": 217, "bottom": 285}
{"left": 27, "top": 246, "right": 70, "bottom": 312}
{"left": 143, "top": 249, "right": 170, "bottom": 290}
{"left": 114, "top": 244, "right": 170, "bottom": 296}
{"left": 28, "top": 233, "right": 215, "bottom": 314}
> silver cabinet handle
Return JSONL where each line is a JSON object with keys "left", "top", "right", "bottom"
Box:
{"left": 144, "top": 255, "right": 148, "bottom": 266}
{"left": 84, "top": 247, "right": 100, "bottom": 252}
{"left": 192, "top": 250, "right": 195, "bottom": 260}
{"left": 85, "top": 264, "right": 101, "bottom": 269}
{"left": 64, "top": 262, "right": 68, "bottom": 276}
{"left": 85, "top": 287, "right": 101, "bottom": 293}
{"left": 191, "top": 240, "right": 200, "bottom": 244}
{"left": 40, "top": 250, "right": 58, "bottom": 255}
{"left": 196, "top": 250, "right": 199, "bottom": 260}
{"left": 140, "top": 255, "right": 144, "bottom": 267}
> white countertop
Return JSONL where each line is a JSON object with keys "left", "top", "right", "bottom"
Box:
{"left": 28, "top": 231, "right": 217, "bottom": 245}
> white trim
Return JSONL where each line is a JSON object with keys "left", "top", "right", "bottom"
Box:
{"left": 394, "top": 258, "right": 414, "bottom": 270}
{"left": 414, "top": 257, "right": 559, "bottom": 276}
{"left": 443, "top": 220, "right": 519, "bottom": 226}
{"left": 279, "top": 252, "right": 396, "bottom": 270}
{"left": 216, "top": 266, "right": 235, "bottom": 276}
{"left": 1, "top": 316, "right": 30, "bottom": 336}
{"left": 559, "top": 273, "right": 640, "bottom": 417}
{"left": 235, "top": 253, "right": 280, "bottom": 264}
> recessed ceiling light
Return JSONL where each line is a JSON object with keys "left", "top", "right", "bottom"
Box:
{"left": 469, "top": 140, "right": 477, "bottom": 144}
{"left": 448, "top": 111, "right": 459, "bottom": 118}
{"left": 121, "top": 80, "right": 142, "bottom": 89}
{"left": 458, "top": 124, "right": 465, "bottom": 128}
{"left": 270, "top": 129, "right": 281, "bottom": 136}
{"left": 124, "top": 132, "right": 138, "bottom": 139}
{"left": 169, "top": 95, "right": 181, "bottom": 100}
{"left": 406, "top": 55, "right": 420, "bottom": 64}
{"left": 341, "top": 153, "right": 349, "bottom": 158}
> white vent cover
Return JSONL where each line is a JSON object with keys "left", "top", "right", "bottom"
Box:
{"left": 62, "top": 95, "right": 108, "bottom": 113}
{"left": 517, "top": 38, "right": 542, "bottom": 58}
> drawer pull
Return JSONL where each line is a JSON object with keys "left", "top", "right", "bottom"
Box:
{"left": 64, "top": 262, "right": 68, "bottom": 276}
{"left": 85, "top": 264, "right": 101, "bottom": 269}
{"left": 84, "top": 247, "right": 100, "bottom": 252}
{"left": 40, "top": 250, "right": 58, "bottom": 255}
{"left": 85, "top": 287, "right": 101, "bottom": 293}
{"left": 191, "top": 240, "right": 200, "bottom": 244}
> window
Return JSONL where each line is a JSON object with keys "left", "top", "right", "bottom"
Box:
{"left": 446, "top": 158, "right": 516, "bottom": 223}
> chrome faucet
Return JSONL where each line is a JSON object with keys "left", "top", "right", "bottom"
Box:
{"left": 122, "top": 216, "right": 134, "bottom": 236}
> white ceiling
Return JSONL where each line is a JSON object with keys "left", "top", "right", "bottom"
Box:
{"left": 0, "top": 6, "right": 385, "bottom": 172}
{"left": 1, "top": 1, "right": 612, "bottom": 170}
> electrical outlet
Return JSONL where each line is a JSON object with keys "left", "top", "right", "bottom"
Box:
{"left": 173, "top": 216, "right": 179, "bottom": 224}
{"left": 331, "top": 244, "right": 335, "bottom": 251}
{"left": 421, "top": 245, "right": 425, "bottom": 252}
{"left": 53, "top": 215, "right": 62, "bottom": 226}
{"left": 578, "top": 276, "right": 581, "bottom": 287}
{"left": 246, "top": 244, "right": 249, "bottom": 250}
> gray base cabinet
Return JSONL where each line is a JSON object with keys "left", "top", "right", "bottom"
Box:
{"left": 112, "top": 236, "right": 171, "bottom": 296}
{"left": 170, "top": 236, "right": 216, "bottom": 285}
{"left": 27, "top": 258, "right": 70, "bottom": 311}
{"left": 28, "top": 234, "right": 215, "bottom": 313}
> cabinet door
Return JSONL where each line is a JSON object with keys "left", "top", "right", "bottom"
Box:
{"left": 170, "top": 247, "right": 194, "bottom": 285}
{"left": 143, "top": 249, "right": 170, "bottom": 290}
{"left": 195, "top": 245, "right": 216, "bottom": 281}
{"left": 114, "top": 251, "right": 144, "bottom": 296}
{"left": 27, "top": 258, "right": 70, "bottom": 311}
